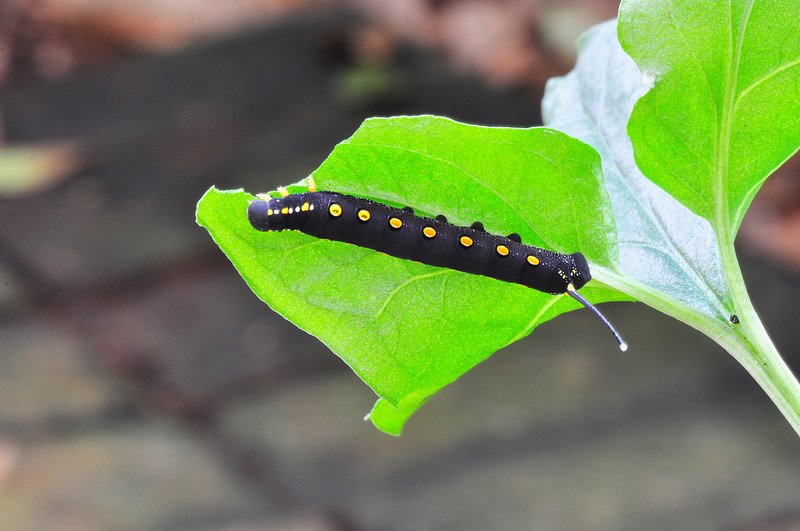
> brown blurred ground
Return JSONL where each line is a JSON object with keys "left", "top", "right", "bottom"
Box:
{"left": 1, "top": 1, "right": 800, "bottom": 530}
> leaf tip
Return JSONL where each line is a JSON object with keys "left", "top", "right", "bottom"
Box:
{"left": 365, "top": 402, "right": 404, "bottom": 437}
{"left": 195, "top": 186, "right": 248, "bottom": 228}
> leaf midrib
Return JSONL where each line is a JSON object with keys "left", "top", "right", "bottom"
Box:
{"left": 715, "top": 0, "right": 755, "bottom": 238}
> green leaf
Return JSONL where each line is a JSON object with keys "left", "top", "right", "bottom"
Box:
{"left": 618, "top": 0, "right": 800, "bottom": 233}
{"left": 197, "top": 116, "right": 628, "bottom": 434}
{"left": 543, "top": 21, "right": 732, "bottom": 320}
{"left": 545, "top": 3, "right": 800, "bottom": 437}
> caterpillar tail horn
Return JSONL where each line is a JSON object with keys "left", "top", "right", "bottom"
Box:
{"left": 566, "top": 284, "right": 628, "bottom": 352}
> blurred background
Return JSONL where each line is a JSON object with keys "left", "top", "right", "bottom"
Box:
{"left": 1, "top": 0, "right": 799, "bottom": 529}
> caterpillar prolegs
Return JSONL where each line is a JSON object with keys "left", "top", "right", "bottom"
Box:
{"left": 247, "top": 179, "right": 627, "bottom": 350}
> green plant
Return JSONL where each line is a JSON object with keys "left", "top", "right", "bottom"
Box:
{"left": 197, "top": 0, "right": 800, "bottom": 436}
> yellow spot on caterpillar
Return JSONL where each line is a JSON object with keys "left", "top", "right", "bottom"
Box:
{"left": 301, "top": 202, "right": 310, "bottom": 212}
{"left": 329, "top": 203, "right": 342, "bottom": 217}
{"left": 423, "top": 226, "right": 437, "bottom": 239}
{"left": 389, "top": 217, "right": 403, "bottom": 229}
{"left": 281, "top": 207, "right": 289, "bottom": 214}
{"left": 358, "top": 209, "right": 371, "bottom": 222}
{"left": 496, "top": 245, "right": 509, "bottom": 256}
{"left": 527, "top": 255, "right": 540, "bottom": 266}
{"left": 277, "top": 186, "right": 289, "bottom": 197}
{"left": 267, "top": 209, "right": 273, "bottom": 216}
{"left": 459, "top": 235, "right": 474, "bottom": 248}
{"left": 307, "top": 176, "right": 317, "bottom": 193}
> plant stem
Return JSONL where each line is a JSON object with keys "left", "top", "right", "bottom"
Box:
{"left": 596, "top": 254, "right": 800, "bottom": 437}
{"left": 712, "top": 239, "right": 800, "bottom": 436}
{"left": 715, "top": 305, "right": 800, "bottom": 437}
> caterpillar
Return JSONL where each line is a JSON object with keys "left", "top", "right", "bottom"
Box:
{"left": 247, "top": 177, "right": 627, "bottom": 351}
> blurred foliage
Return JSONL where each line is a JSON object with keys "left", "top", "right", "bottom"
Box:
{"left": 0, "top": 144, "right": 82, "bottom": 197}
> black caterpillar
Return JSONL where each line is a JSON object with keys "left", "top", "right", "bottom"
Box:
{"left": 247, "top": 178, "right": 626, "bottom": 350}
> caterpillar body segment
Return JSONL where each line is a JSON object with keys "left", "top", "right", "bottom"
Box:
{"left": 247, "top": 191, "right": 589, "bottom": 295}
{"left": 247, "top": 188, "right": 626, "bottom": 350}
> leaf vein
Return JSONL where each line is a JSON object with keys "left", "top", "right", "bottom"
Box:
{"left": 734, "top": 57, "right": 800, "bottom": 108}
{"left": 371, "top": 269, "right": 452, "bottom": 320}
